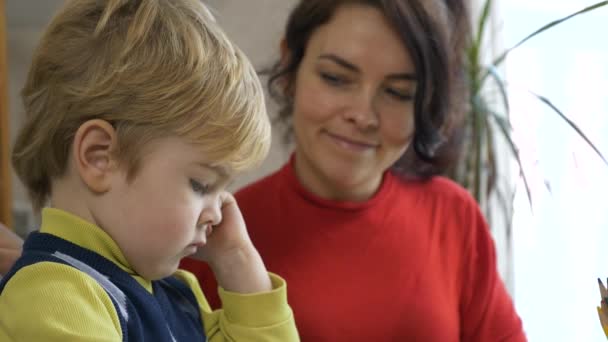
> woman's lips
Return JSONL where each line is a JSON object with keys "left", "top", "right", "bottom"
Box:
{"left": 324, "top": 131, "right": 379, "bottom": 151}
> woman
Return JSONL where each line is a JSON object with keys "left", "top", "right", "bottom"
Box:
{"left": 182, "top": 0, "right": 526, "bottom": 340}
{"left": 2, "top": 0, "right": 526, "bottom": 340}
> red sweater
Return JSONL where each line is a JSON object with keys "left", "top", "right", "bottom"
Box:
{"left": 181, "top": 160, "right": 526, "bottom": 341}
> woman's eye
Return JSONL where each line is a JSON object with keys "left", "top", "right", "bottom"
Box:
{"left": 190, "top": 179, "right": 210, "bottom": 195}
{"left": 320, "top": 72, "right": 347, "bottom": 86}
{"left": 386, "top": 88, "right": 414, "bottom": 101}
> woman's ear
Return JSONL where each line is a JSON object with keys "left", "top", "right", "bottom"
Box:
{"left": 72, "top": 119, "right": 118, "bottom": 193}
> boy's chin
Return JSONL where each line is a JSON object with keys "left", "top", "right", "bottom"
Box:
{"left": 137, "top": 262, "right": 179, "bottom": 281}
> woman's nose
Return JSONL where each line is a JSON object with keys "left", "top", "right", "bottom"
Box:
{"left": 343, "top": 90, "right": 379, "bottom": 130}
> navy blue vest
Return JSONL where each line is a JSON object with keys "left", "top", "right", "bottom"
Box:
{"left": 0, "top": 232, "right": 207, "bottom": 342}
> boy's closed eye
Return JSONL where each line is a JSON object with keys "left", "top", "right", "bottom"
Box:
{"left": 190, "top": 179, "right": 212, "bottom": 196}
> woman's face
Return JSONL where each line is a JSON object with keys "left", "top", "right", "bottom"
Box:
{"left": 291, "top": 4, "right": 416, "bottom": 201}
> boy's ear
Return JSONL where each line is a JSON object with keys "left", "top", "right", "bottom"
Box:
{"left": 72, "top": 119, "right": 118, "bottom": 193}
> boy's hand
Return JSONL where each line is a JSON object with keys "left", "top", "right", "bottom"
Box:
{"left": 195, "top": 192, "right": 250, "bottom": 259}
{"left": 193, "top": 192, "right": 272, "bottom": 294}
{"left": 0, "top": 223, "right": 23, "bottom": 275}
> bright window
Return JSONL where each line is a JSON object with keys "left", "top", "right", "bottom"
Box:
{"left": 502, "top": 1, "right": 608, "bottom": 340}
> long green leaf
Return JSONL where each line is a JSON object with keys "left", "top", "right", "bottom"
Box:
{"left": 483, "top": 1, "right": 608, "bottom": 82}
{"left": 473, "top": 107, "right": 483, "bottom": 203}
{"left": 486, "top": 113, "right": 497, "bottom": 198}
{"left": 488, "top": 109, "right": 513, "bottom": 130}
{"left": 485, "top": 65, "right": 511, "bottom": 116}
{"left": 494, "top": 185, "right": 514, "bottom": 239}
{"left": 489, "top": 111, "right": 534, "bottom": 209}
{"left": 531, "top": 91, "right": 608, "bottom": 166}
{"left": 470, "top": 95, "right": 489, "bottom": 203}
{"left": 475, "top": 0, "right": 493, "bottom": 51}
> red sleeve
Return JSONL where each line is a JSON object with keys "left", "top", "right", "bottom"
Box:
{"left": 459, "top": 203, "right": 527, "bottom": 341}
{"left": 179, "top": 258, "right": 222, "bottom": 309}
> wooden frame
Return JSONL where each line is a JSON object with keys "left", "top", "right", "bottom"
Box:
{"left": 0, "top": 0, "right": 13, "bottom": 228}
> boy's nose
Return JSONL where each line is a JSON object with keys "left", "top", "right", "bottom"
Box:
{"left": 198, "top": 198, "right": 222, "bottom": 228}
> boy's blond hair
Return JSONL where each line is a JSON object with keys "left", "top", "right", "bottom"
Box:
{"left": 12, "top": 0, "right": 270, "bottom": 210}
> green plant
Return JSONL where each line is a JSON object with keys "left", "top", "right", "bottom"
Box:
{"left": 452, "top": 0, "right": 608, "bottom": 232}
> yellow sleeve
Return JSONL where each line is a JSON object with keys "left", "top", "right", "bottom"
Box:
{"left": 0, "top": 262, "right": 122, "bottom": 342}
{"left": 175, "top": 270, "right": 299, "bottom": 342}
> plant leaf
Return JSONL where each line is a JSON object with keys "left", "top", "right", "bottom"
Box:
{"left": 531, "top": 91, "right": 608, "bottom": 166}
{"left": 494, "top": 185, "right": 514, "bottom": 240}
{"left": 486, "top": 114, "right": 497, "bottom": 198}
{"left": 484, "top": 1, "right": 608, "bottom": 82}
{"left": 485, "top": 65, "right": 511, "bottom": 116}
{"left": 489, "top": 111, "right": 534, "bottom": 209}
{"left": 470, "top": 96, "right": 489, "bottom": 203}
{"left": 488, "top": 110, "right": 513, "bottom": 131}
{"left": 475, "top": 0, "right": 493, "bottom": 51}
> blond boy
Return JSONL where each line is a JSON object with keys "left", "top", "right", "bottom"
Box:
{"left": 0, "top": 0, "right": 298, "bottom": 340}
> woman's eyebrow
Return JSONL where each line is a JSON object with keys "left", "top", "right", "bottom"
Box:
{"left": 318, "top": 53, "right": 416, "bottom": 81}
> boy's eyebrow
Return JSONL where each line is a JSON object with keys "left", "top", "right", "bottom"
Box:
{"left": 318, "top": 53, "right": 417, "bottom": 81}
{"left": 197, "top": 163, "right": 229, "bottom": 178}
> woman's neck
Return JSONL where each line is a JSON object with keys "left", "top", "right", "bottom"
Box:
{"left": 293, "top": 151, "right": 382, "bottom": 202}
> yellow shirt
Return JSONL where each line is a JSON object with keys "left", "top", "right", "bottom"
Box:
{"left": 0, "top": 208, "right": 299, "bottom": 341}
